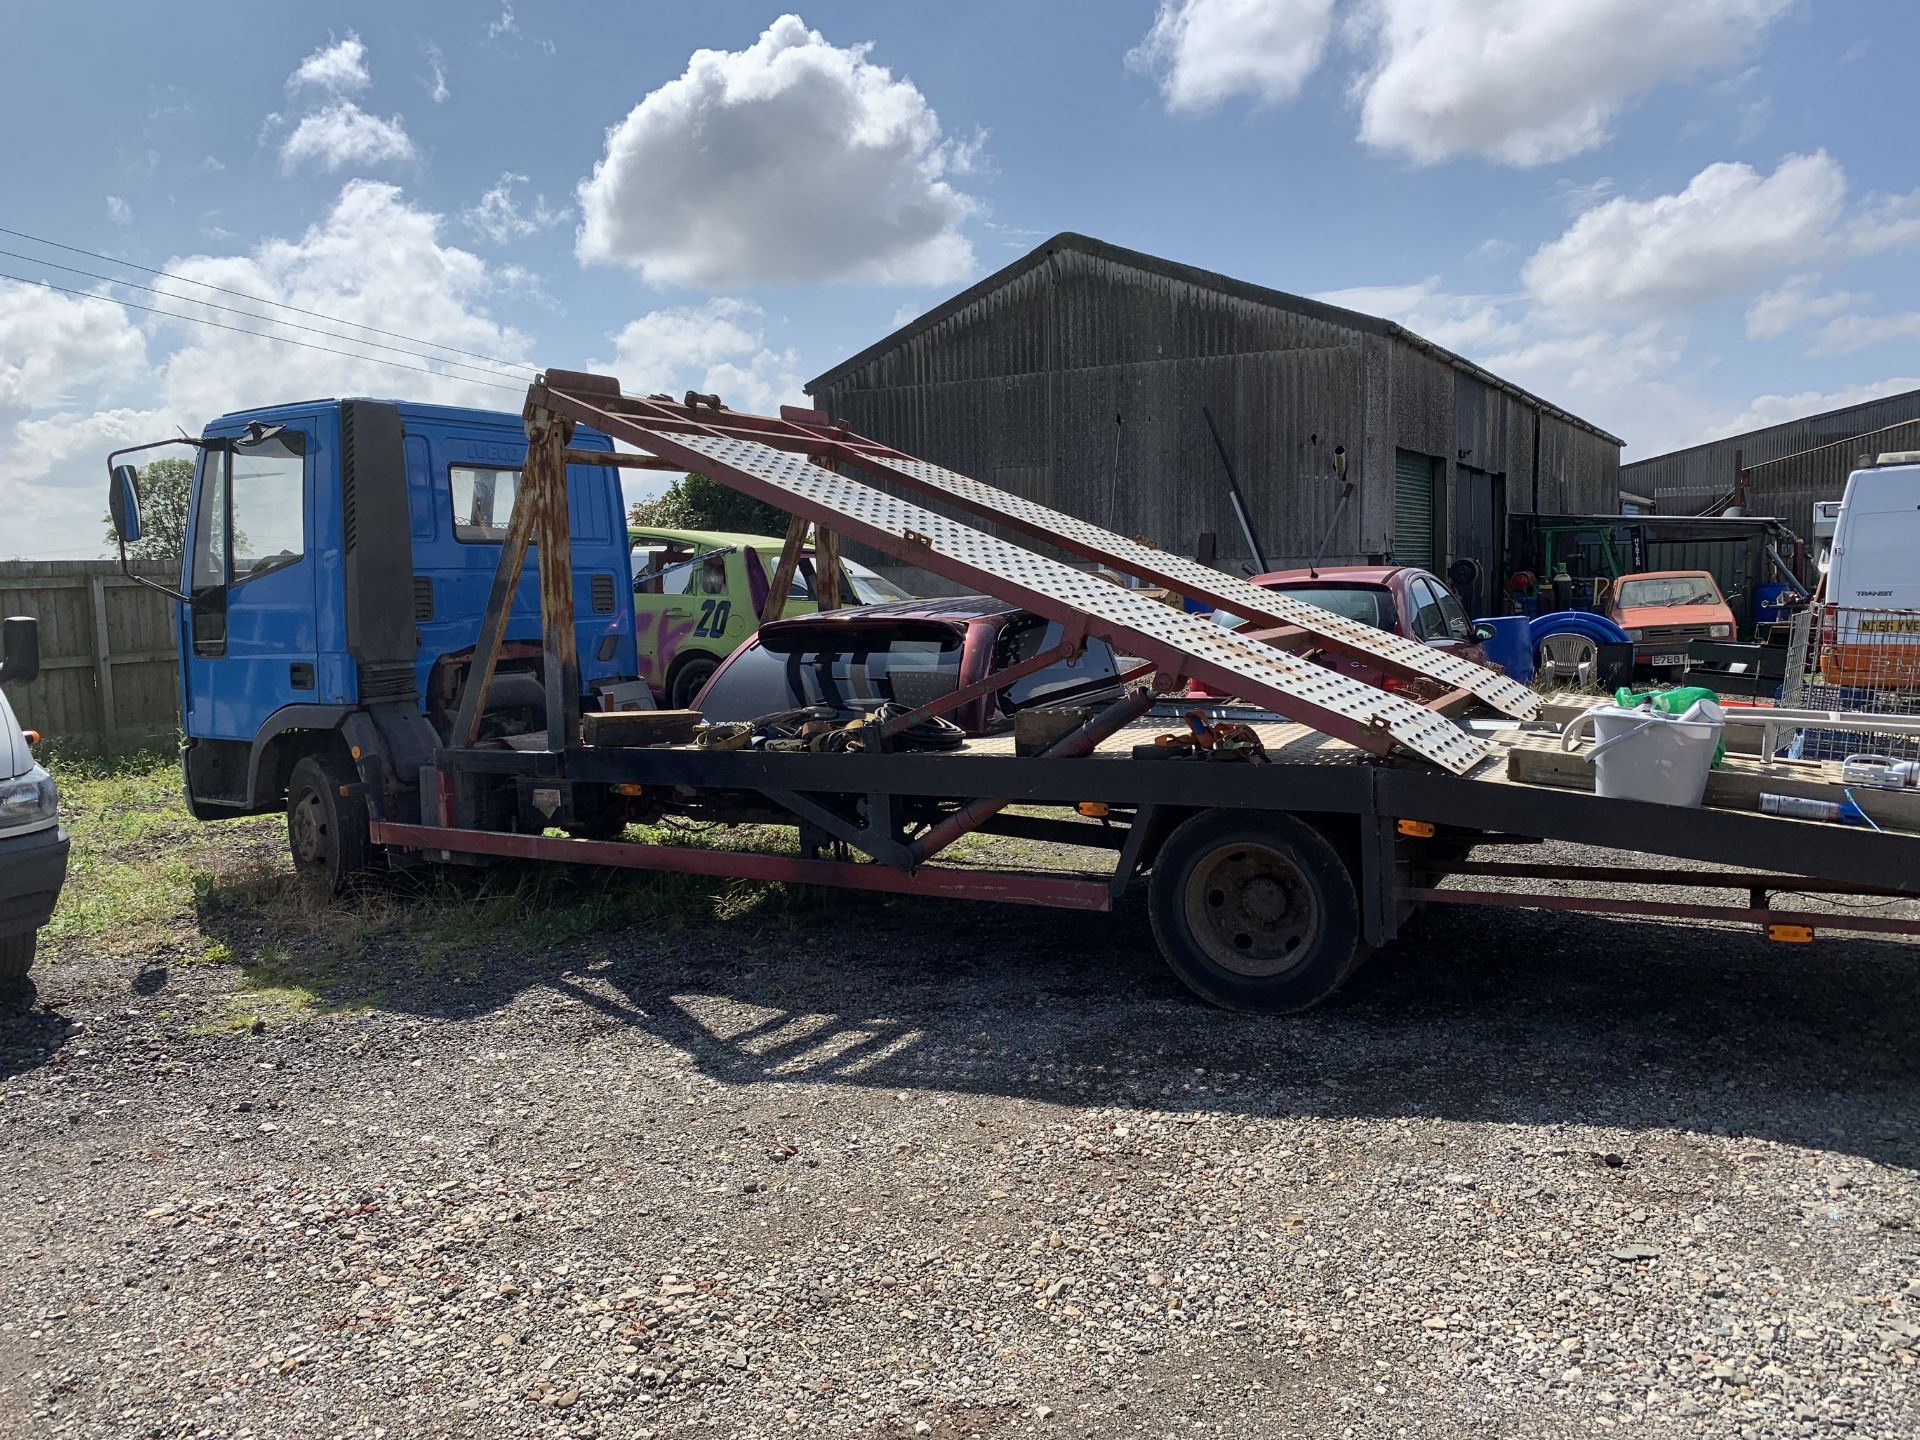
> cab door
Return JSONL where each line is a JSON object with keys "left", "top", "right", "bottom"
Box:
{"left": 179, "top": 421, "right": 320, "bottom": 743}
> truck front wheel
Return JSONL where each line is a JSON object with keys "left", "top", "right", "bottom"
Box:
{"left": 286, "top": 753, "right": 375, "bottom": 893}
{"left": 1147, "top": 810, "right": 1362, "bottom": 1014}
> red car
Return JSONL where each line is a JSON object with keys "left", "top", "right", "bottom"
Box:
{"left": 692, "top": 595, "right": 1124, "bottom": 733}
{"left": 1200, "top": 565, "right": 1492, "bottom": 696}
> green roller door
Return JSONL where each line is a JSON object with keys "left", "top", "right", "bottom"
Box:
{"left": 1393, "top": 451, "right": 1436, "bottom": 569}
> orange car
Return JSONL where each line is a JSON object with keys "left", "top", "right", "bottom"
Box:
{"left": 1603, "top": 570, "right": 1735, "bottom": 676}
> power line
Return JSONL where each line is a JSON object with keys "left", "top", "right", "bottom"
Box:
{"left": 0, "top": 223, "right": 539, "bottom": 374}
{"left": 0, "top": 270, "right": 523, "bottom": 392}
{"left": 0, "top": 247, "right": 531, "bottom": 386}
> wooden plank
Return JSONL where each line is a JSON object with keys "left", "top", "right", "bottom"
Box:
{"left": 89, "top": 574, "right": 116, "bottom": 747}
{"left": 580, "top": 709, "right": 704, "bottom": 747}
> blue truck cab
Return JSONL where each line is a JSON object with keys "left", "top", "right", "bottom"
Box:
{"left": 109, "top": 398, "right": 637, "bottom": 871}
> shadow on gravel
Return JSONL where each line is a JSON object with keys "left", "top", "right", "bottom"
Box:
{"left": 243, "top": 868, "right": 1920, "bottom": 1170}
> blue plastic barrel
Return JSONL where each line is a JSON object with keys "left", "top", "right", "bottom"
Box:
{"left": 1475, "top": 614, "right": 1535, "bottom": 683}
{"left": 1753, "top": 581, "right": 1791, "bottom": 625}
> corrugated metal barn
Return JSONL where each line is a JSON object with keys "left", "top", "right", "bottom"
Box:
{"left": 806, "top": 233, "right": 1621, "bottom": 612}
{"left": 1620, "top": 386, "right": 1920, "bottom": 540}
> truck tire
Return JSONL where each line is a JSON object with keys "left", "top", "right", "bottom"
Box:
{"left": 1147, "top": 810, "right": 1362, "bottom": 1014}
{"left": 668, "top": 653, "right": 719, "bottom": 711}
{"left": 286, "top": 752, "right": 375, "bottom": 894}
{"left": 0, "top": 931, "right": 34, "bottom": 992}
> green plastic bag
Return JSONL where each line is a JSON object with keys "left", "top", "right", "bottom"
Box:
{"left": 1613, "top": 684, "right": 1726, "bottom": 765}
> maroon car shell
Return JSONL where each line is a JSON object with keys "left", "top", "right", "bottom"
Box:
{"left": 1197, "top": 565, "right": 1487, "bottom": 698}
{"left": 692, "top": 595, "right": 1122, "bottom": 733}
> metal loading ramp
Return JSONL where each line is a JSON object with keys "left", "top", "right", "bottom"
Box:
{"left": 851, "top": 453, "right": 1541, "bottom": 720}
{"left": 538, "top": 378, "right": 1488, "bottom": 773}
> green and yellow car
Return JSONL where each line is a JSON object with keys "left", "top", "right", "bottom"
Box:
{"left": 627, "top": 526, "right": 913, "bottom": 707}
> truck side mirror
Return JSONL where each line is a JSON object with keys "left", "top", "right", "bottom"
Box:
{"left": 0, "top": 615, "right": 40, "bottom": 685}
{"left": 108, "top": 463, "right": 144, "bottom": 546}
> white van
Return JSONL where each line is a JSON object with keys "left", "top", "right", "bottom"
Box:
{"left": 1822, "top": 453, "right": 1920, "bottom": 686}
{"left": 1828, "top": 452, "right": 1920, "bottom": 610}
{"left": 0, "top": 618, "right": 67, "bottom": 990}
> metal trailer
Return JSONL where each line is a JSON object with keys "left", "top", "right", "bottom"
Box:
{"left": 333, "top": 372, "right": 1920, "bottom": 1014}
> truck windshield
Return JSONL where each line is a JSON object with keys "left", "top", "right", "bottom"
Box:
{"left": 1617, "top": 575, "right": 1722, "bottom": 608}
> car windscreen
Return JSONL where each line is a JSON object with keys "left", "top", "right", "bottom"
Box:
{"left": 1616, "top": 575, "right": 1722, "bottom": 608}
{"left": 696, "top": 623, "right": 963, "bottom": 720}
{"left": 1263, "top": 584, "right": 1394, "bottom": 630}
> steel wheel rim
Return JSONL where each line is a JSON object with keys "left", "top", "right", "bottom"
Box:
{"left": 290, "top": 790, "right": 331, "bottom": 870}
{"left": 1182, "top": 842, "right": 1320, "bottom": 977}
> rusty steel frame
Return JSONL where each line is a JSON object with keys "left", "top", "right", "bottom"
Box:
{"left": 542, "top": 378, "right": 1532, "bottom": 718}
{"left": 365, "top": 820, "right": 1114, "bottom": 912}
{"left": 524, "top": 372, "right": 1486, "bottom": 772}
{"left": 1404, "top": 886, "right": 1920, "bottom": 940}
{"left": 1427, "top": 859, "right": 1913, "bottom": 897}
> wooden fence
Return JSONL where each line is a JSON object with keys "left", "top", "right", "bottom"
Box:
{"left": 0, "top": 560, "right": 183, "bottom": 753}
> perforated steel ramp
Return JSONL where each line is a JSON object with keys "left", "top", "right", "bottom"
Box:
{"left": 856, "top": 454, "right": 1541, "bottom": 720}
{"left": 577, "top": 411, "right": 1487, "bottom": 773}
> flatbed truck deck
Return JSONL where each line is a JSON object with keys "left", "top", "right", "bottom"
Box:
{"left": 109, "top": 371, "right": 1920, "bottom": 1013}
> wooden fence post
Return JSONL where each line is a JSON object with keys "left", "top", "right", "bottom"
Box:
{"left": 88, "top": 573, "right": 117, "bottom": 753}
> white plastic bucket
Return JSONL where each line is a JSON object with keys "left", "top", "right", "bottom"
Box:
{"left": 1564, "top": 701, "right": 1724, "bottom": 807}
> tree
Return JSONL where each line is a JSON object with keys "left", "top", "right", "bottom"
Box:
{"left": 628, "top": 472, "right": 790, "bottom": 537}
{"left": 103, "top": 456, "right": 194, "bottom": 564}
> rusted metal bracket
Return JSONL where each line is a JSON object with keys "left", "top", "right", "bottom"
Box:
{"left": 760, "top": 786, "right": 914, "bottom": 870}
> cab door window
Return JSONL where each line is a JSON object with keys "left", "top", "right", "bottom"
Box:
{"left": 188, "top": 446, "right": 230, "bottom": 654}
{"left": 228, "top": 433, "right": 306, "bottom": 580}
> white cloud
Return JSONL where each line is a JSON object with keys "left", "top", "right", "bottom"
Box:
{"left": 1808, "top": 311, "right": 1920, "bottom": 359}
{"left": 1315, "top": 276, "right": 1524, "bottom": 353}
{"left": 1128, "top": 0, "right": 1334, "bottom": 111}
{"left": 576, "top": 14, "right": 978, "bottom": 288}
{"left": 0, "top": 284, "right": 154, "bottom": 558}
{"left": 1, "top": 183, "right": 538, "bottom": 559}
{"left": 0, "top": 281, "right": 147, "bottom": 413}
{"left": 424, "top": 46, "right": 449, "bottom": 104}
{"left": 462, "top": 173, "right": 567, "bottom": 245}
{"left": 1351, "top": 0, "right": 1791, "bottom": 166}
{"left": 488, "top": 5, "right": 518, "bottom": 41}
{"left": 105, "top": 195, "right": 132, "bottom": 226}
{"left": 1846, "top": 188, "right": 1920, "bottom": 256}
{"left": 1483, "top": 321, "right": 1688, "bottom": 401}
{"left": 280, "top": 101, "right": 416, "bottom": 174}
{"left": 1702, "top": 378, "right": 1920, "bottom": 441}
{"left": 288, "top": 33, "right": 371, "bottom": 95}
{"left": 1744, "top": 273, "right": 1865, "bottom": 340}
{"left": 1521, "top": 152, "right": 1848, "bottom": 321}
{"left": 596, "top": 299, "right": 803, "bottom": 418}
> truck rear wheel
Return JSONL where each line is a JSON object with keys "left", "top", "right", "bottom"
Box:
{"left": 1147, "top": 810, "right": 1361, "bottom": 1014}
{"left": 287, "top": 752, "right": 375, "bottom": 893}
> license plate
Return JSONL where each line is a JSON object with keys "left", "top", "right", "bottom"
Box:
{"left": 1649, "top": 653, "right": 1687, "bottom": 666}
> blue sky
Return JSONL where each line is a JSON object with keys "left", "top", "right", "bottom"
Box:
{"left": 3, "top": 0, "right": 1915, "bottom": 558}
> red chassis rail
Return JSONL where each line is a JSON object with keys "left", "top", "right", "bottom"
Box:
{"left": 366, "top": 821, "right": 1114, "bottom": 912}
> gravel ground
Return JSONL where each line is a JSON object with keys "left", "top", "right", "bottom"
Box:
{"left": 3, "top": 832, "right": 1918, "bottom": 1439}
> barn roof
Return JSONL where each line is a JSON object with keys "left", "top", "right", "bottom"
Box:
{"left": 806, "top": 231, "right": 1622, "bottom": 447}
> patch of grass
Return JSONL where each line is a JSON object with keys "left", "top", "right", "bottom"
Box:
{"left": 42, "top": 750, "right": 985, "bottom": 1021}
